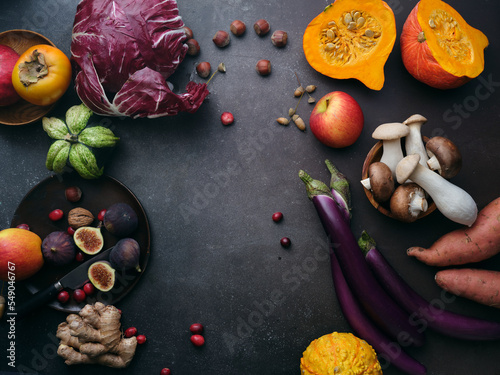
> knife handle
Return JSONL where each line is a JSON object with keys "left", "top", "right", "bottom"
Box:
{"left": 16, "top": 281, "right": 63, "bottom": 319}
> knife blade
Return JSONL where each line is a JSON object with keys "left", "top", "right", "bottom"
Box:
{"left": 16, "top": 247, "right": 113, "bottom": 319}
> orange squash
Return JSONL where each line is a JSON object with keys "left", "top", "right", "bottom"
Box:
{"left": 400, "top": 0, "right": 488, "bottom": 89}
{"left": 303, "top": 0, "right": 396, "bottom": 91}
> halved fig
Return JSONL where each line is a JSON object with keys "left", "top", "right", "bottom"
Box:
{"left": 74, "top": 226, "right": 104, "bottom": 255}
{"left": 88, "top": 261, "right": 115, "bottom": 292}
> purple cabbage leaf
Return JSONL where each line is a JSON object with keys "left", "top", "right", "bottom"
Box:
{"left": 71, "top": 0, "right": 209, "bottom": 118}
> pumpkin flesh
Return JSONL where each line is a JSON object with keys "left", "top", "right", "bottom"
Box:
{"left": 401, "top": 0, "right": 488, "bottom": 89}
{"left": 303, "top": 0, "right": 396, "bottom": 91}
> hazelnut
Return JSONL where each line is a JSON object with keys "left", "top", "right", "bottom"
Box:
{"left": 196, "top": 62, "right": 211, "bottom": 78}
{"left": 212, "top": 30, "right": 230, "bottom": 48}
{"left": 256, "top": 59, "right": 271, "bottom": 76}
{"left": 271, "top": 30, "right": 288, "bottom": 47}
{"left": 254, "top": 19, "right": 270, "bottom": 36}
{"left": 68, "top": 208, "right": 94, "bottom": 229}
{"left": 186, "top": 39, "right": 200, "bottom": 56}
{"left": 65, "top": 186, "right": 82, "bottom": 202}
{"left": 182, "top": 26, "right": 193, "bottom": 40}
{"left": 230, "top": 20, "right": 246, "bottom": 36}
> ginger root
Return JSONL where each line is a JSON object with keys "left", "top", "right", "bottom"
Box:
{"left": 56, "top": 302, "right": 137, "bottom": 368}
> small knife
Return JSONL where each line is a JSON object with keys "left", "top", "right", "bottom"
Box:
{"left": 16, "top": 247, "right": 113, "bottom": 319}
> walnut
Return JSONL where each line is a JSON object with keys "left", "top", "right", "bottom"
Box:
{"left": 68, "top": 208, "right": 94, "bottom": 229}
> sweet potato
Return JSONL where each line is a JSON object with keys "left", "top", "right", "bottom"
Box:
{"left": 407, "top": 197, "right": 500, "bottom": 266}
{"left": 435, "top": 268, "right": 500, "bottom": 309}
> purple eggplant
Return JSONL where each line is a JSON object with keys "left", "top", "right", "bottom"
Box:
{"left": 330, "top": 249, "right": 427, "bottom": 374}
{"left": 359, "top": 231, "right": 500, "bottom": 341}
{"left": 299, "top": 169, "right": 425, "bottom": 347}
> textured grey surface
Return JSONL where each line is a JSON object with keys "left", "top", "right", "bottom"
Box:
{"left": 1, "top": 0, "right": 500, "bottom": 374}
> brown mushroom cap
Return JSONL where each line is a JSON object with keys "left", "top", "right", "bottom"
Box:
{"left": 425, "top": 136, "right": 462, "bottom": 179}
{"left": 367, "top": 162, "right": 394, "bottom": 202}
{"left": 390, "top": 183, "right": 426, "bottom": 223}
{"left": 372, "top": 122, "right": 410, "bottom": 140}
{"left": 396, "top": 154, "right": 420, "bottom": 184}
{"left": 403, "top": 114, "right": 428, "bottom": 126}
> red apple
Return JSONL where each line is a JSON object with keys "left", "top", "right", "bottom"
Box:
{"left": 309, "top": 91, "right": 364, "bottom": 148}
{"left": 0, "top": 45, "right": 21, "bottom": 107}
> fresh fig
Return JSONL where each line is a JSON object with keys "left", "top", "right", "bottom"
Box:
{"left": 103, "top": 203, "right": 138, "bottom": 237}
{"left": 41, "top": 231, "right": 76, "bottom": 266}
{"left": 88, "top": 261, "right": 115, "bottom": 292}
{"left": 74, "top": 226, "right": 104, "bottom": 255}
{"left": 110, "top": 238, "right": 142, "bottom": 272}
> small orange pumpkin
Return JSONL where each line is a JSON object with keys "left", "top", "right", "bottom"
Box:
{"left": 400, "top": 0, "right": 488, "bottom": 89}
{"left": 303, "top": 0, "right": 396, "bottom": 91}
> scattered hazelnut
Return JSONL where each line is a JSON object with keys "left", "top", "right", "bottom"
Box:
{"left": 196, "top": 62, "right": 211, "bottom": 78}
{"left": 254, "top": 19, "right": 270, "bottom": 36}
{"left": 256, "top": 59, "right": 271, "bottom": 76}
{"left": 230, "top": 20, "right": 246, "bottom": 36}
{"left": 186, "top": 39, "right": 200, "bottom": 56}
{"left": 182, "top": 26, "right": 194, "bottom": 40}
{"left": 65, "top": 186, "right": 82, "bottom": 202}
{"left": 212, "top": 30, "right": 230, "bottom": 48}
{"left": 271, "top": 30, "right": 288, "bottom": 47}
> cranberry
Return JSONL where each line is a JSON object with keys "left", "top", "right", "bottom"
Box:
{"left": 160, "top": 369, "right": 171, "bottom": 375}
{"left": 124, "top": 327, "right": 138, "bottom": 338}
{"left": 136, "top": 334, "right": 147, "bottom": 344}
{"left": 49, "top": 209, "right": 64, "bottom": 221}
{"left": 220, "top": 112, "right": 234, "bottom": 126}
{"left": 190, "top": 334, "right": 205, "bottom": 346}
{"left": 67, "top": 226, "right": 76, "bottom": 235}
{"left": 97, "top": 209, "right": 107, "bottom": 222}
{"left": 83, "top": 283, "right": 95, "bottom": 296}
{"left": 272, "top": 212, "right": 283, "bottom": 222}
{"left": 16, "top": 223, "right": 30, "bottom": 230}
{"left": 73, "top": 289, "right": 86, "bottom": 303}
{"left": 57, "top": 290, "right": 70, "bottom": 304}
{"left": 75, "top": 252, "right": 85, "bottom": 262}
{"left": 189, "top": 323, "right": 203, "bottom": 335}
{"left": 280, "top": 237, "right": 291, "bottom": 248}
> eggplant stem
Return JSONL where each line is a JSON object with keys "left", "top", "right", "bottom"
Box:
{"left": 357, "top": 230, "right": 377, "bottom": 257}
{"left": 325, "top": 159, "right": 352, "bottom": 211}
{"left": 298, "top": 170, "right": 333, "bottom": 200}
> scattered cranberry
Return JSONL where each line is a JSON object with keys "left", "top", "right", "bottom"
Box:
{"left": 73, "top": 289, "right": 86, "bottom": 303}
{"left": 190, "top": 334, "right": 205, "bottom": 346}
{"left": 67, "top": 226, "right": 76, "bottom": 235}
{"left": 280, "top": 237, "right": 291, "bottom": 248}
{"left": 189, "top": 323, "right": 204, "bottom": 335}
{"left": 272, "top": 212, "right": 283, "bottom": 222}
{"left": 97, "top": 209, "right": 107, "bottom": 222}
{"left": 57, "top": 290, "right": 70, "bottom": 304}
{"left": 83, "top": 283, "right": 95, "bottom": 296}
{"left": 136, "top": 334, "right": 147, "bottom": 344}
{"left": 125, "top": 327, "right": 138, "bottom": 338}
{"left": 16, "top": 223, "right": 30, "bottom": 230}
{"left": 49, "top": 209, "right": 64, "bottom": 221}
{"left": 160, "top": 369, "right": 171, "bottom": 375}
{"left": 75, "top": 252, "right": 85, "bottom": 262}
{"left": 220, "top": 112, "right": 234, "bottom": 126}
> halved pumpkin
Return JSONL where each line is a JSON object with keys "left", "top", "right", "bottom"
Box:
{"left": 400, "top": 0, "right": 489, "bottom": 89}
{"left": 303, "top": 0, "right": 396, "bottom": 91}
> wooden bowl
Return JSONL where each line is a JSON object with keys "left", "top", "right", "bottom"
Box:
{"left": 0, "top": 30, "right": 57, "bottom": 126}
{"left": 361, "top": 139, "right": 436, "bottom": 221}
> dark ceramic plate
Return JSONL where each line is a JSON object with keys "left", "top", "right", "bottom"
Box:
{"left": 11, "top": 173, "right": 150, "bottom": 313}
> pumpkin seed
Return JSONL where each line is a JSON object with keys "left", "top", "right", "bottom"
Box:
{"left": 429, "top": 19, "right": 436, "bottom": 28}
{"left": 356, "top": 17, "right": 365, "bottom": 28}
{"left": 326, "top": 43, "right": 335, "bottom": 51}
{"left": 344, "top": 13, "right": 352, "bottom": 25}
{"left": 347, "top": 21, "right": 356, "bottom": 30}
{"left": 353, "top": 11, "right": 361, "bottom": 21}
{"left": 328, "top": 21, "right": 336, "bottom": 27}
{"left": 326, "top": 29, "right": 335, "bottom": 39}
{"left": 364, "top": 29, "right": 374, "bottom": 37}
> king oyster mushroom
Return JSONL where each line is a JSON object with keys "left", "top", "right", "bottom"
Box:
{"left": 390, "top": 183, "right": 428, "bottom": 223}
{"left": 360, "top": 162, "right": 394, "bottom": 203}
{"left": 403, "top": 114, "right": 429, "bottom": 168}
{"left": 425, "top": 136, "right": 462, "bottom": 179}
{"left": 396, "top": 154, "right": 477, "bottom": 226}
{"left": 372, "top": 123, "right": 410, "bottom": 180}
